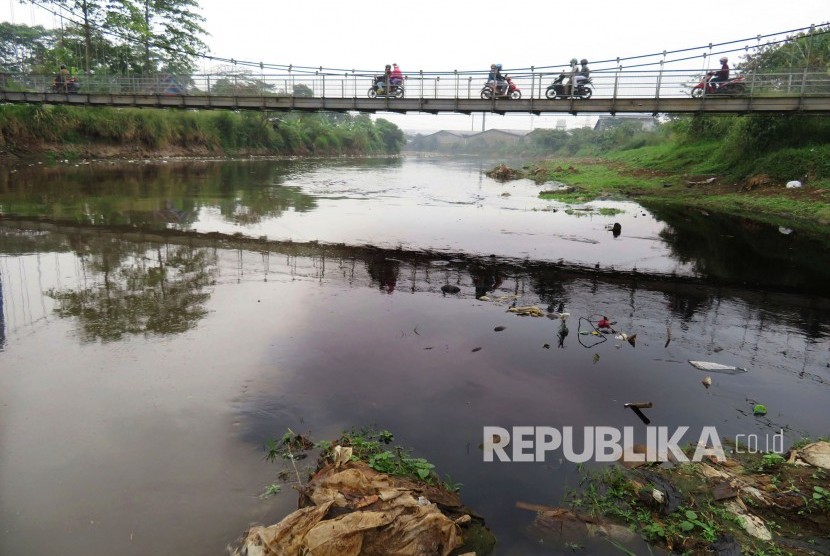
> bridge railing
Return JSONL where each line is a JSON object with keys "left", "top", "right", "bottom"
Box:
{"left": 3, "top": 68, "right": 829, "bottom": 102}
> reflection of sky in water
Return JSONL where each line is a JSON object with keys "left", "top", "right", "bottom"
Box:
{"left": 187, "top": 158, "right": 691, "bottom": 275}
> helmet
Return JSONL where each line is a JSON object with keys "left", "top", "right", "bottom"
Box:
{"left": 570, "top": 58, "right": 578, "bottom": 65}
{"left": 490, "top": 64, "right": 496, "bottom": 69}
{"left": 580, "top": 59, "right": 588, "bottom": 65}
{"left": 385, "top": 64, "right": 391, "bottom": 70}
{"left": 720, "top": 57, "right": 728, "bottom": 63}
{"left": 495, "top": 64, "right": 502, "bottom": 69}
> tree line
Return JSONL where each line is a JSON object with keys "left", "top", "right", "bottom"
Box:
{"left": 2, "top": 0, "right": 207, "bottom": 76}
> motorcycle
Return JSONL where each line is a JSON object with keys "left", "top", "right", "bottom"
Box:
{"left": 480, "top": 75, "right": 522, "bottom": 100}
{"left": 368, "top": 77, "right": 404, "bottom": 98}
{"left": 690, "top": 73, "right": 746, "bottom": 97}
{"left": 50, "top": 76, "right": 80, "bottom": 93}
{"left": 545, "top": 73, "right": 592, "bottom": 99}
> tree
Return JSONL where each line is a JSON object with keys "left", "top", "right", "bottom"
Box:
{"left": 741, "top": 25, "right": 830, "bottom": 74}
{"left": 0, "top": 22, "right": 55, "bottom": 72}
{"left": 373, "top": 118, "right": 405, "bottom": 152}
{"left": 26, "top": 0, "right": 208, "bottom": 75}
{"left": 29, "top": 0, "right": 111, "bottom": 73}
{"left": 292, "top": 83, "right": 313, "bottom": 97}
{"left": 138, "top": 0, "right": 208, "bottom": 75}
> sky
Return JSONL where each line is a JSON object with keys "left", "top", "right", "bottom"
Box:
{"left": 3, "top": 0, "right": 829, "bottom": 132}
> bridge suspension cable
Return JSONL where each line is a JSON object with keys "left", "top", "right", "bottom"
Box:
{"left": 17, "top": 1, "right": 830, "bottom": 78}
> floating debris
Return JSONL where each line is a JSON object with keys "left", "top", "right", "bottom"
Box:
{"left": 493, "top": 326, "right": 506, "bottom": 332}
{"left": 623, "top": 402, "right": 653, "bottom": 409}
{"left": 507, "top": 306, "right": 545, "bottom": 317}
{"left": 688, "top": 361, "right": 747, "bottom": 374}
{"left": 702, "top": 376, "right": 713, "bottom": 388}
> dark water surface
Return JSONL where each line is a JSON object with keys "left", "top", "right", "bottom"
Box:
{"left": 1, "top": 158, "right": 829, "bottom": 555}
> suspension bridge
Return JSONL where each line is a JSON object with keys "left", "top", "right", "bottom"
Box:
{"left": 3, "top": 7, "right": 830, "bottom": 117}
{"left": 2, "top": 66, "right": 830, "bottom": 114}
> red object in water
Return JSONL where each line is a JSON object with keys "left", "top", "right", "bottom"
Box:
{"left": 597, "top": 317, "right": 611, "bottom": 329}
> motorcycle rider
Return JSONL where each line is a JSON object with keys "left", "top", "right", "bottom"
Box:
{"left": 55, "top": 64, "right": 71, "bottom": 92}
{"left": 390, "top": 63, "right": 403, "bottom": 89}
{"left": 709, "top": 57, "right": 729, "bottom": 89}
{"left": 575, "top": 59, "right": 590, "bottom": 88}
{"left": 494, "top": 63, "right": 507, "bottom": 95}
{"left": 487, "top": 64, "right": 497, "bottom": 82}
{"left": 375, "top": 64, "right": 392, "bottom": 92}
{"left": 563, "top": 58, "right": 579, "bottom": 95}
{"left": 484, "top": 63, "right": 508, "bottom": 96}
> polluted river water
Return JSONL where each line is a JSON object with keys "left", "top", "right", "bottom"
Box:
{"left": 0, "top": 156, "right": 828, "bottom": 555}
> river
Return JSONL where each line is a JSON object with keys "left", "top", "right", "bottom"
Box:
{"left": 1, "top": 156, "right": 828, "bottom": 555}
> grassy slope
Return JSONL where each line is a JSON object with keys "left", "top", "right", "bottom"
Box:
{"left": 533, "top": 141, "right": 830, "bottom": 229}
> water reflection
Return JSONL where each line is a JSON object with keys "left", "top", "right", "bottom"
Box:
{"left": 648, "top": 203, "right": 830, "bottom": 292}
{"left": 47, "top": 239, "right": 216, "bottom": 342}
{"left": 0, "top": 160, "right": 318, "bottom": 228}
{"left": 3, "top": 220, "right": 828, "bottom": 357}
{"left": 365, "top": 254, "right": 400, "bottom": 294}
{"left": 1, "top": 222, "right": 829, "bottom": 555}
{"left": 3, "top": 159, "right": 830, "bottom": 294}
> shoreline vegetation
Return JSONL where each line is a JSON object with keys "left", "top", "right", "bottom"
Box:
{"left": 0, "top": 104, "right": 405, "bottom": 161}
{"left": 478, "top": 112, "right": 830, "bottom": 232}
{"left": 556, "top": 439, "right": 830, "bottom": 556}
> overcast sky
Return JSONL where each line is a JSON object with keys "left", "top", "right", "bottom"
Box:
{"left": 4, "top": 0, "right": 829, "bottom": 131}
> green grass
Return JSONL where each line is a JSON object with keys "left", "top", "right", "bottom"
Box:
{"left": 532, "top": 158, "right": 830, "bottom": 229}
{"left": 0, "top": 104, "right": 404, "bottom": 156}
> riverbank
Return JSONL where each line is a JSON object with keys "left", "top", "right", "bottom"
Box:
{"left": 560, "top": 440, "right": 830, "bottom": 556}
{"left": 0, "top": 105, "right": 405, "bottom": 161}
{"left": 508, "top": 157, "right": 830, "bottom": 233}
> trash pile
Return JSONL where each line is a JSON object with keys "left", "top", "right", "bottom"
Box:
{"left": 235, "top": 434, "right": 495, "bottom": 556}
{"left": 557, "top": 440, "right": 830, "bottom": 555}
{"left": 484, "top": 164, "right": 518, "bottom": 182}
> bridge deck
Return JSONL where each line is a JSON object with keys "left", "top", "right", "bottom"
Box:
{"left": 3, "top": 69, "right": 830, "bottom": 114}
{"left": 3, "top": 91, "right": 830, "bottom": 114}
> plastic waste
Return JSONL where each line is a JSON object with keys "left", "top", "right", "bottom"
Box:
{"left": 237, "top": 449, "right": 494, "bottom": 555}
{"left": 753, "top": 404, "right": 767, "bottom": 416}
{"left": 688, "top": 361, "right": 747, "bottom": 374}
{"left": 507, "top": 306, "right": 545, "bottom": 317}
{"left": 785, "top": 180, "right": 802, "bottom": 189}
{"left": 796, "top": 441, "right": 830, "bottom": 469}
